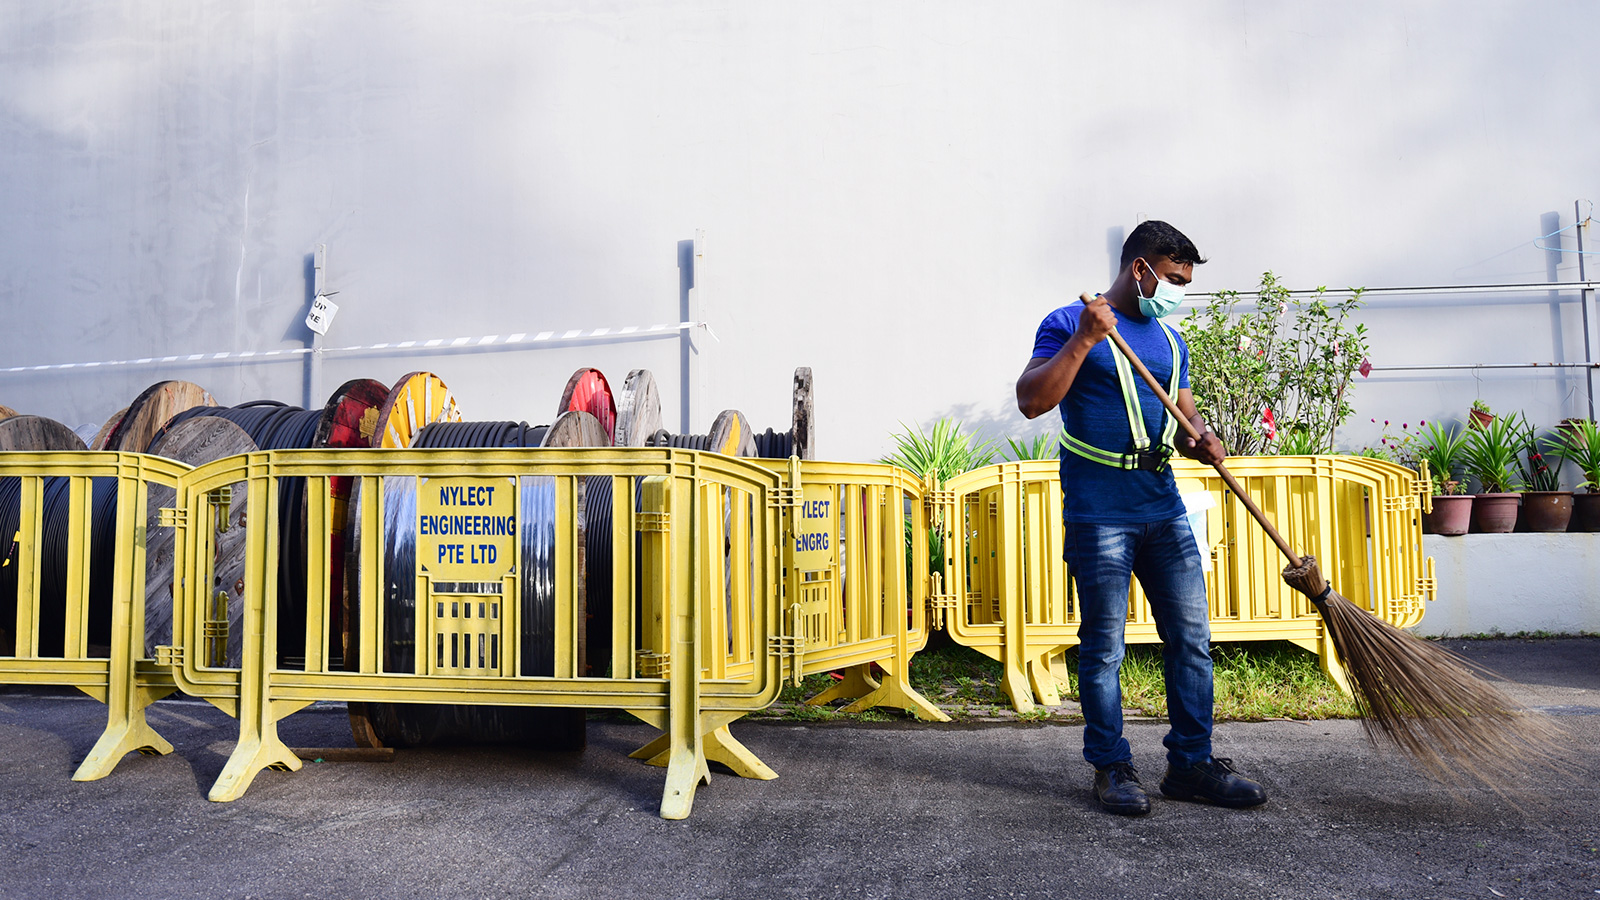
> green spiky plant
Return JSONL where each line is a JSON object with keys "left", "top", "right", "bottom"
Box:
{"left": 1461, "top": 412, "right": 1527, "bottom": 493}
{"left": 1415, "top": 421, "right": 1470, "bottom": 495}
{"left": 882, "top": 419, "right": 997, "bottom": 580}
{"left": 1273, "top": 425, "right": 1327, "bottom": 455}
{"left": 1518, "top": 426, "right": 1564, "bottom": 493}
{"left": 880, "top": 419, "right": 998, "bottom": 485}
{"left": 1558, "top": 418, "right": 1600, "bottom": 492}
{"left": 1002, "top": 433, "right": 1059, "bottom": 461}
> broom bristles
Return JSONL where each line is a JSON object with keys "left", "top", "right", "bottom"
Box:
{"left": 1282, "top": 555, "right": 1565, "bottom": 788}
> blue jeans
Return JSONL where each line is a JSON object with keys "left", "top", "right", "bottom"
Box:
{"left": 1064, "top": 515, "right": 1213, "bottom": 769}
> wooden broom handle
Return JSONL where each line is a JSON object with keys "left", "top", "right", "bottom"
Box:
{"left": 1083, "top": 294, "right": 1305, "bottom": 566}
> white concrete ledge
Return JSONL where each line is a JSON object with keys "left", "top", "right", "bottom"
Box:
{"left": 1415, "top": 534, "right": 1600, "bottom": 637}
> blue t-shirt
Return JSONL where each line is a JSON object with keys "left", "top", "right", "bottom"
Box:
{"left": 1031, "top": 301, "right": 1190, "bottom": 524}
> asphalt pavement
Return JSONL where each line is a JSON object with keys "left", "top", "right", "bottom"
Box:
{"left": 1, "top": 638, "right": 1597, "bottom": 900}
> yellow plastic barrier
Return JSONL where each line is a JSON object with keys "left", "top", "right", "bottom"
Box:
{"left": 3, "top": 445, "right": 1435, "bottom": 813}
{"left": 933, "top": 456, "right": 1434, "bottom": 711}
{"left": 0, "top": 451, "right": 190, "bottom": 780}
{"left": 736, "top": 460, "right": 948, "bottom": 721}
{"left": 156, "top": 448, "right": 792, "bottom": 819}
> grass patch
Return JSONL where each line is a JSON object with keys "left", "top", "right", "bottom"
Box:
{"left": 749, "top": 639, "right": 1355, "bottom": 723}
{"left": 1077, "top": 642, "right": 1356, "bottom": 721}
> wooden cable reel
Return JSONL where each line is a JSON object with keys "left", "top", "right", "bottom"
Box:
{"left": 141, "top": 380, "right": 391, "bottom": 670}
{"left": 86, "top": 407, "right": 128, "bottom": 453}
{"left": 98, "top": 381, "right": 218, "bottom": 451}
{"left": 309, "top": 378, "right": 392, "bottom": 665}
{"left": 558, "top": 367, "right": 617, "bottom": 443}
{"left": 0, "top": 416, "right": 96, "bottom": 657}
{"left": 612, "top": 369, "right": 663, "bottom": 448}
{"left": 134, "top": 378, "right": 390, "bottom": 670}
{"left": 342, "top": 371, "right": 463, "bottom": 669}
{"left": 638, "top": 367, "right": 814, "bottom": 460}
{"left": 0, "top": 415, "right": 87, "bottom": 452}
{"left": 143, "top": 418, "right": 259, "bottom": 667}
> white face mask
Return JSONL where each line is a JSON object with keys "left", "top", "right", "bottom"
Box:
{"left": 1134, "top": 259, "right": 1185, "bottom": 317}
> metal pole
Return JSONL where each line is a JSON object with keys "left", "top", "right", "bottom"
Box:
{"left": 677, "top": 237, "right": 698, "bottom": 432}
{"left": 1191, "top": 280, "right": 1600, "bottom": 301}
{"left": 1369, "top": 362, "right": 1600, "bottom": 372}
{"left": 1579, "top": 200, "right": 1594, "bottom": 419}
{"left": 307, "top": 244, "right": 326, "bottom": 409}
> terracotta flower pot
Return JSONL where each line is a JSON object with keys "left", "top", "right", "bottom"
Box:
{"left": 1468, "top": 409, "right": 1495, "bottom": 430}
{"left": 1470, "top": 493, "right": 1520, "bottom": 534}
{"left": 1572, "top": 491, "right": 1600, "bottom": 532}
{"left": 1422, "top": 495, "right": 1473, "bottom": 536}
{"left": 1520, "top": 491, "right": 1574, "bottom": 533}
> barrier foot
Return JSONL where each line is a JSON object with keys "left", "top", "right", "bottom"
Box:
{"left": 1027, "top": 651, "right": 1063, "bottom": 707}
{"left": 659, "top": 747, "right": 711, "bottom": 820}
{"left": 628, "top": 733, "right": 670, "bottom": 761}
{"left": 73, "top": 709, "right": 175, "bottom": 782}
{"left": 1001, "top": 658, "right": 1036, "bottom": 715}
{"left": 839, "top": 660, "right": 951, "bottom": 723}
{"left": 803, "top": 664, "right": 878, "bottom": 707}
{"left": 636, "top": 724, "right": 778, "bottom": 780}
{"left": 1048, "top": 652, "right": 1072, "bottom": 692}
{"left": 208, "top": 732, "right": 303, "bottom": 802}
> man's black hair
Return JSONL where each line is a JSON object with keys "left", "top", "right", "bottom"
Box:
{"left": 1119, "top": 220, "right": 1207, "bottom": 270}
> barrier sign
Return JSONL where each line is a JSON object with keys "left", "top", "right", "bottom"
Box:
{"left": 416, "top": 477, "right": 517, "bottom": 580}
{"left": 794, "top": 483, "right": 837, "bottom": 570}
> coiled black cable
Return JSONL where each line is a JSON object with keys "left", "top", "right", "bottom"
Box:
{"left": 646, "top": 424, "right": 797, "bottom": 459}
{"left": 645, "top": 430, "right": 715, "bottom": 451}
{"left": 0, "top": 471, "right": 117, "bottom": 658}
{"left": 407, "top": 420, "right": 612, "bottom": 678}
{"left": 362, "top": 418, "right": 601, "bottom": 748}
{"left": 753, "top": 427, "right": 794, "bottom": 459}
{"left": 402, "top": 421, "right": 552, "bottom": 676}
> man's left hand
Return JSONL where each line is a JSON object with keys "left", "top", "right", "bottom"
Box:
{"left": 1177, "top": 430, "right": 1227, "bottom": 466}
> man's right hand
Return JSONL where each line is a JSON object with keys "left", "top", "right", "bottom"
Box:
{"left": 1075, "top": 292, "right": 1117, "bottom": 345}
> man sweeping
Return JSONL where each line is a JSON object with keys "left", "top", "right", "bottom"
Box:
{"left": 1015, "top": 220, "right": 1267, "bottom": 816}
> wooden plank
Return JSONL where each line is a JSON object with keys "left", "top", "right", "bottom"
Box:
{"left": 291, "top": 747, "right": 395, "bottom": 762}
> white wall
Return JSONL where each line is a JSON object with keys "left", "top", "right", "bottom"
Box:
{"left": 3, "top": 2, "right": 1598, "bottom": 460}
{"left": 1417, "top": 534, "right": 1600, "bottom": 637}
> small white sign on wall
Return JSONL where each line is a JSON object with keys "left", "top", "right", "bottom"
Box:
{"left": 306, "top": 294, "right": 339, "bottom": 335}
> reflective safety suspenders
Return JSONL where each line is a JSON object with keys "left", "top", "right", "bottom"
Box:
{"left": 1060, "top": 319, "right": 1182, "bottom": 471}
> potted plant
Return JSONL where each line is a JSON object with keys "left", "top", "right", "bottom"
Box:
{"left": 1414, "top": 421, "right": 1472, "bottom": 535}
{"left": 1460, "top": 411, "right": 1524, "bottom": 533}
{"left": 1557, "top": 418, "right": 1600, "bottom": 532}
{"left": 1516, "top": 424, "right": 1573, "bottom": 533}
{"left": 1468, "top": 399, "right": 1495, "bottom": 430}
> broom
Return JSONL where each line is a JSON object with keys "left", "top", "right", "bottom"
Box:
{"left": 1082, "top": 294, "right": 1563, "bottom": 785}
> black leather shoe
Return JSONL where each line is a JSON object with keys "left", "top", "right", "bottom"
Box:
{"left": 1094, "top": 762, "right": 1151, "bottom": 816}
{"left": 1160, "top": 757, "right": 1267, "bottom": 808}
